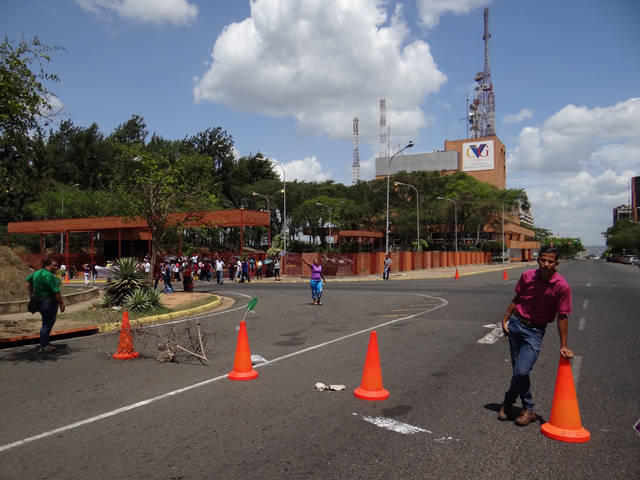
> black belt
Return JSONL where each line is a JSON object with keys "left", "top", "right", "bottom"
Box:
{"left": 513, "top": 313, "right": 546, "bottom": 330}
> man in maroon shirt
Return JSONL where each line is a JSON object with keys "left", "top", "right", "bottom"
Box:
{"left": 498, "top": 246, "right": 573, "bottom": 426}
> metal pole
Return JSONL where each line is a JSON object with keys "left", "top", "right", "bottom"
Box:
{"left": 394, "top": 182, "right": 419, "bottom": 252}
{"left": 386, "top": 142, "right": 414, "bottom": 254}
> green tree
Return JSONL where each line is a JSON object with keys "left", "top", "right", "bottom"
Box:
{"left": 111, "top": 137, "right": 219, "bottom": 271}
{"left": 603, "top": 220, "right": 640, "bottom": 255}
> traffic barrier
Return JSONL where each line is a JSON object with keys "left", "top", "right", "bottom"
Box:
{"left": 112, "top": 311, "right": 139, "bottom": 360}
{"left": 354, "top": 331, "right": 389, "bottom": 401}
{"left": 228, "top": 320, "right": 259, "bottom": 381}
{"left": 540, "top": 356, "right": 591, "bottom": 443}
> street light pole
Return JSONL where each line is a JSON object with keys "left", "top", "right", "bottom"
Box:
{"left": 501, "top": 188, "right": 524, "bottom": 267}
{"left": 252, "top": 192, "right": 271, "bottom": 249}
{"left": 386, "top": 141, "right": 414, "bottom": 254}
{"left": 437, "top": 196, "right": 457, "bottom": 252}
{"left": 261, "top": 159, "right": 287, "bottom": 253}
{"left": 394, "top": 182, "right": 419, "bottom": 252}
{"left": 316, "top": 201, "right": 345, "bottom": 249}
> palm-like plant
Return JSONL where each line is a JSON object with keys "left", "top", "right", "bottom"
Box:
{"left": 102, "top": 257, "right": 150, "bottom": 307}
{"left": 123, "top": 288, "right": 163, "bottom": 312}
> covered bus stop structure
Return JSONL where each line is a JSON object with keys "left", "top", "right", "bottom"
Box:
{"left": 7, "top": 209, "right": 270, "bottom": 269}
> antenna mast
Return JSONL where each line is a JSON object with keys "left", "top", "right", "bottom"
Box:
{"left": 379, "top": 99, "right": 388, "bottom": 157}
{"left": 352, "top": 117, "right": 360, "bottom": 185}
{"left": 469, "top": 8, "right": 495, "bottom": 138}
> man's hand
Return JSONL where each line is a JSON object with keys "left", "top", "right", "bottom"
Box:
{"left": 560, "top": 346, "right": 573, "bottom": 358}
{"left": 502, "top": 319, "right": 509, "bottom": 339}
{"left": 60, "top": 303, "right": 66, "bottom": 313}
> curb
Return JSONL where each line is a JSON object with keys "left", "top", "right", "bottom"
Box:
{"left": 98, "top": 295, "right": 222, "bottom": 333}
{"left": 0, "top": 294, "right": 222, "bottom": 347}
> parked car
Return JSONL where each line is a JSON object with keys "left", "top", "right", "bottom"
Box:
{"left": 621, "top": 255, "right": 638, "bottom": 265}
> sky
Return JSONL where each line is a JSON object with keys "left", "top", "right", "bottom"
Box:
{"left": 2, "top": 0, "right": 639, "bottom": 246}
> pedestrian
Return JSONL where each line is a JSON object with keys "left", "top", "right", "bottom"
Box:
{"left": 25, "top": 258, "right": 65, "bottom": 352}
{"left": 273, "top": 256, "right": 280, "bottom": 281}
{"left": 153, "top": 262, "right": 162, "bottom": 290}
{"left": 83, "top": 263, "right": 90, "bottom": 285}
{"left": 214, "top": 255, "right": 225, "bottom": 285}
{"left": 182, "top": 263, "right": 193, "bottom": 292}
{"left": 228, "top": 262, "right": 235, "bottom": 281}
{"left": 302, "top": 258, "right": 326, "bottom": 305}
{"left": 143, "top": 258, "right": 151, "bottom": 275}
{"left": 91, "top": 262, "right": 98, "bottom": 286}
{"left": 498, "top": 246, "right": 573, "bottom": 426}
{"left": 235, "top": 258, "right": 242, "bottom": 282}
{"left": 163, "top": 262, "right": 174, "bottom": 294}
{"left": 383, "top": 253, "right": 392, "bottom": 280}
{"left": 173, "top": 261, "right": 180, "bottom": 282}
{"left": 241, "top": 259, "right": 251, "bottom": 283}
{"left": 256, "top": 259, "right": 263, "bottom": 280}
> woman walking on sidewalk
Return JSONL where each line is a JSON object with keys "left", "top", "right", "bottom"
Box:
{"left": 302, "top": 258, "right": 326, "bottom": 305}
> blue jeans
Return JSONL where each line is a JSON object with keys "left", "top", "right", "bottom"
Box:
{"left": 504, "top": 314, "right": 546, "bottom": 411}
{"left": 216, "top": 270, "right": 224, "bottom": 284}
{"left": 39, "top": 298, "right": 59, "bottom": 348}
{"left": 383, "top": 266, "right": 390, "bottom": 280}
{"left": 310, "top": 279, "right": 323, "bottom": 300}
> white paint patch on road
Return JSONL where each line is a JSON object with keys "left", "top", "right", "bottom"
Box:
{"left": 583, "top": 300, "right": 589, "bottom": 309}
{"left": 361, "top": 415, "right": 431, "bottom": 435}
{"left": 251, "top": 354, "right": 267, "bottom": 365}
{"left": 579, "top": 318, "right": 586, "bottom": 331}
{"left": 587, "top": 283, "right": 591, "bottom": 287}
{"left": 0, "top": 292, "right": 448, "bottom": 454}
{"left": 478, "top": 323, "right": 503, "bottom": 344}
{"left": 572, "top": 356, "right": 583, "bottom": 388}
{"left": 505, "top": 281, "right": 515, "bottom": 285}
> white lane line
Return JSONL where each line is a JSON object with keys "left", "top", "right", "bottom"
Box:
{"left": 505, "top": 280, "right": 515, "bottom": 285}
{"left": 579, "top": 318, "right": 586, "bottom": 331}
{"left": 583, "top": 300, "right": 589, "bottom": 309}
{"left": 361, "top": 415, "right": 431, "bottom": 435}
{"left": 572, "top": 356, "right": 583, "bottom": 388}
{"left": 0, "top": 293, "right": 448, "bottom": 454}
{"left": 478, "top": 324, "right": 502, "bottom": 344}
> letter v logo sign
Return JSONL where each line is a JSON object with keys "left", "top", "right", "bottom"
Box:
{"left": 470, "top": 144, "right": 486, "bottom": 158}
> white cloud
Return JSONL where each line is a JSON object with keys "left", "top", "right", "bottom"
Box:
{"left": 75, "top": 0, "right": 198, "bottom": 26}
{"left": 502, "top": 108, "right": 533, "bottom": 124}
{"left": 416, "top": 0, "right": 488, "bottom": 29}
{"left": 275, "top": 157, "right": 332, "bottom": 183}
{"left": 193, "top": 0, "right": 447, "bottom": 148}
{"left": 507, "top": 98, "right": 640, "bottom": 174}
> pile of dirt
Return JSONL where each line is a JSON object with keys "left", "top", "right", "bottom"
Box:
{"left": 0, "top": 247, "right": 33, "bottom": 303}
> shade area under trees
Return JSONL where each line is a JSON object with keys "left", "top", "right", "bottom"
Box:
{"left": 2, "top": 35, "right": 569, "bottom": 262}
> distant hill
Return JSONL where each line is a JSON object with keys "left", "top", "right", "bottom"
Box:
{"left": 587, "top": 246, "right": 606, "bottom": 255}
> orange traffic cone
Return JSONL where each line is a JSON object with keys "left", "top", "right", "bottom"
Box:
{"left": 354, "top": 331, "right": 389, "bottom": 401}
{"left": 113, "top": 311, "right": 139, "bottom": 360}
{"left": 454, "top": 269, "right": 460, "bottom": 279}
{"left": 502, "top": 269, "right": 509, "bottom": 280}
{"left": 540, "top": 356, "right": 590, "bottom": 443}
{"left": 228, "top": 320, "right": 258, "bottom": 381}
{"left": 64, "top": 273, "right": 69, "bottom": 284}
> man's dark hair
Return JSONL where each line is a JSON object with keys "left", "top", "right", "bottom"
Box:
{"left": 43, "top": 258, "right": 56, "bottom": 267}
{"left": 540, "top": 246, "right": 559, "bottom": 261}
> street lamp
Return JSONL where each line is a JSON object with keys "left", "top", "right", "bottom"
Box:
{"left": 316, "top": 201, "right": 345, "bottom": 248}
{"left": 437, "top": 196, "right": 457, "bottom": 252}
{"left": 261, "top": 160, "right": 287, "bottom": 253}
{"left": 61, "top": 183, "right": 79, "bottom": 254}
{"left": 394, "top": 182, "right": 419, "bottom": 252}
{"left": 253, "top": 191, "right": 273, "bottom": 249}
{"left": 386, "top": 141, "right": 414, "bottom": 253}
{"left": 501, "top": 189, "right": 524, "bottom": 267}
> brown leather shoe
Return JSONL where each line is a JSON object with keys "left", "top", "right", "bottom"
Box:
{"left": 497, "top": 403, "right": 513, "bottom": 421}
{"left": 515, "top": 409, "right": 536, "bottom": 426}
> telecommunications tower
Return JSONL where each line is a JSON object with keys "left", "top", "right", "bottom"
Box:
{"left": 352, "top": 117, "right": 360, "bottom": 185}
{"left": 379, "top": 99, "right": 388, "bottom": 158}
{"left": 469, "top": 8, "right": 496, "bottom": 138}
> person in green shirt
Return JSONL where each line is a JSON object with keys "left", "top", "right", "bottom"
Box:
{"left": 25, "top": 258, "right": 66, "bottom": 352}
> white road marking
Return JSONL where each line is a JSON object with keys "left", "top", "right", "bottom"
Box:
{"left": 505, "top": 280, "right": 515, "bottom": 285}
{"left": 478, "top": 323, "right": 503, "bottom": 344}
{"left": 361, "top": 415, "right": 431, "bottom": 435}
{"left": 579, "top": 318, "right": 586, "bottom": 331}
{"left": 0, "top": 292, "right": 448, "bottom": 453}
{"left": 583, "top": 300, "right": 589, "bottom": 309}
{"left": 587, "top": 283, "right": 591, "bottom": 287}
{"left": 572, "top": 356, "right": 583, "bottom": 388}
{"left": 251, "top": 354, "right": 267, "bottom": 364}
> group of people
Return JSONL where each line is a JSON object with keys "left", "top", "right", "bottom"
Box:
{"left": 25, "top": 246, "right": 575, "bottom": 434}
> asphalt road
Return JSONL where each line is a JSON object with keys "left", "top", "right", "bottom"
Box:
{"left": 1, "top": 260, "right": 638, "bottom": 479}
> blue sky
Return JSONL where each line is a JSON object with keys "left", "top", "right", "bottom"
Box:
{"left": 2, "top": 0, "right": 639, "bottom": 246}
